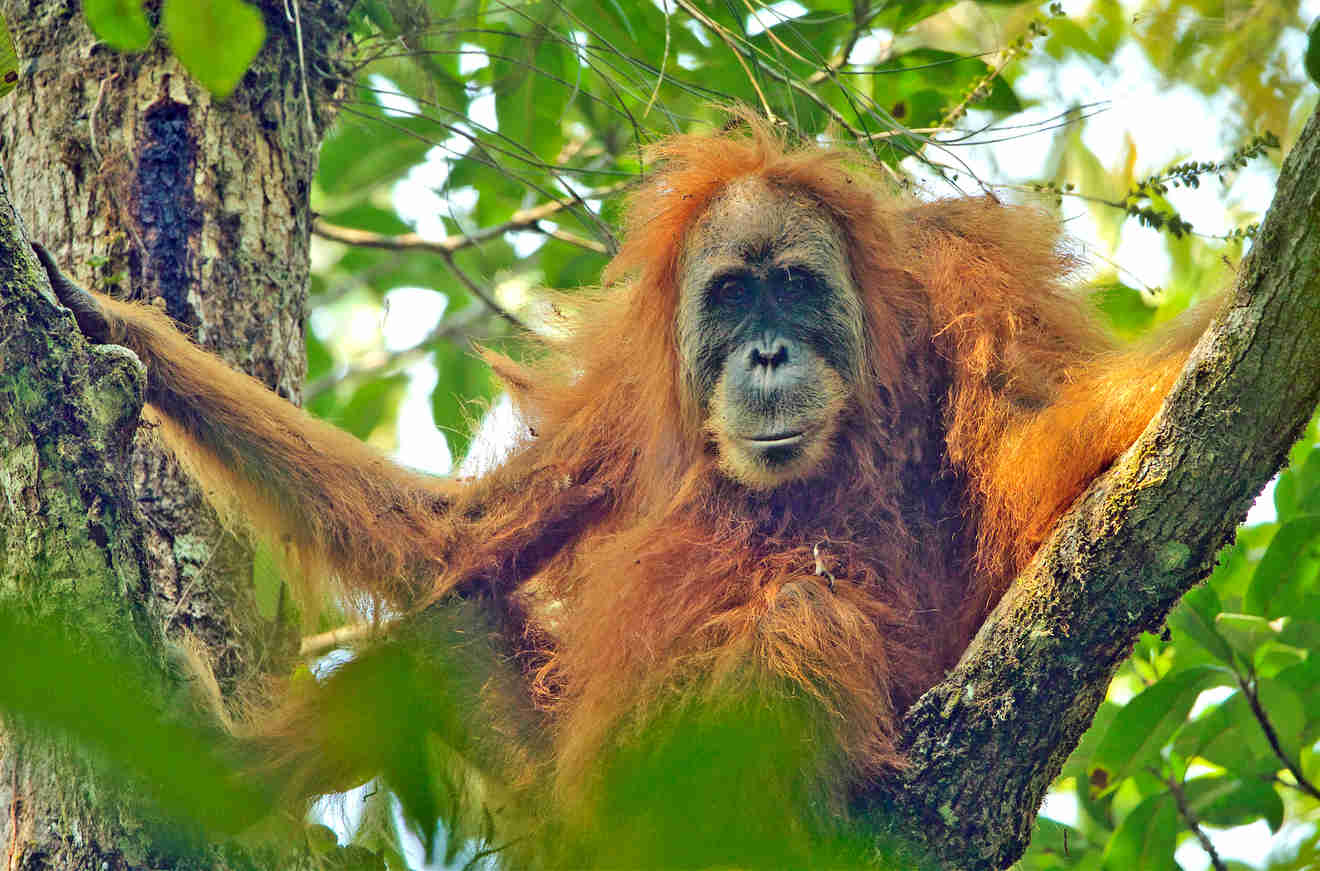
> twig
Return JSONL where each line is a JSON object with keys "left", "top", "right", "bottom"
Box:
{"left": 304, "top": 301, "right": 492, "bottom": 400}
{"left": 672, "top": 0, "right": 776, "bottom": 122}
{"left": 805, "top": 0, "right": 870, "bottom": 85}
{"left": 538, "top": 225, "right": 607, "bottom": 254}
{"left": 1237, "top": 673, "right": 1320, "bottom": 800}
{"left": 461, "top": 836, "right": 527, "bottom": 871}
{"left": 283, "top": 0, "right": 315, "bottom": 139}
{"left": 313, "top": 221, "right": 527, "bottom": 330}
{"left": 642, "top": 0, "right": 672, "bottom": 119}
{"left": 1162, "top": 772, "right": 1228, "bottom": 871}
{"left": 438, "top": 248, "right": 529, "bottom": 332}
{"left": 313, "top": 180, "right": 625, "bottom": 257}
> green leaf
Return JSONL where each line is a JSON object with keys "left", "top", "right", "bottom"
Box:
{"left": 1091, "top": 282, "right": 1157, "bottom": 335}
{"left": 1101, "top": 793, "right": 1178, "bottom": 871}
{"left": 316, "top": 99, "right": 437, "bottom": 205}
{"left": 0, "top": 607, "right": 271, "bottom": 834}
{"left": 1089, "top": 665, "right": 1229, "bottom": 789}
{"left": 1183, "top": 775, "right": 1284, "bottom": 831}
{"left": 1270, "top": 448, "right": 1320, "bottom": 519}
{"left": 431, "top": 342, "right": 499, "bottom": 463}
{"left": 1244, "top": 514, "right": 1320, "bottom": 616}
{"left": 1215, "top": 612, "right": 1278, "bottom": 658}
{"left": 304, "top": 322, "right": 334, "bottom": 384}
{"left": 1167, "top": 584, "right": 1233, "bottom": 663}
{"left": 1173, "top": 692, "right": 1277, "bottom": 775}
{"left": 1210, "top": 524, "right": 1275, "bottom": 604}
{"left": 83, "top": 0, "right": 154, "bottom": 52}
{"left": 1252, "top": 639, "right": 1308, "bottom": 678}
{"left": 0, "top": 11, "right": 17, "bottom": 98}
{"left": 337, "top": 373, "right": 409, "bottom": 440}
{"left": 540, "top": 238, "right": 609, "bottom": 290}
{"left": 1274, "top": 657, "right": 1320, "bottom": 744}
{"left": 1062, "top": 699, "right": 1120, "bottom": 780}
{"left": 162, "top": 0, "right": 266, "bottom": 98}
{"left": 1254, "top": 677, "right": 1307, "bottom": 763}
{"left": 320, "top": 203, "right": 413, "bottom": 237}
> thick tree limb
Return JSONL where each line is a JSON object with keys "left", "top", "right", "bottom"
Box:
{"left": 871, "top": 103, "right": 1320, "bottom": 869}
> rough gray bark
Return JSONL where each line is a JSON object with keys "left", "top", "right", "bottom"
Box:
{"left": 871, "top": 101, "right": 1320, "bottom": 869}
{"left": 0, "top": 2, "right": 350, "bottom": 867}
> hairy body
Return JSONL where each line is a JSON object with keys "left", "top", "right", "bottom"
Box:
{"left": 36, "top": 120, "right": 1211, "bottom": 864}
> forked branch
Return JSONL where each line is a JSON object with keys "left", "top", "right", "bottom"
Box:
{"left": 874, "top": 103, "right": 1320, "bottom": 870}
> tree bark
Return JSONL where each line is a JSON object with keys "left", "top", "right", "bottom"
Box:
{"left": 871, "top": 101, "right": 1320, "bottom": 869}
{"left": 0, "top": 2, "right": 349, "bottom": 867}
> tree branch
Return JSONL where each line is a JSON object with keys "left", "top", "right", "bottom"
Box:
{"left": 870, "top": 102, "right": 1320, "bottom": 869}
{"left": 1238, "top": 672, "right": 1320, "bottom": 800}
{"left": 313, "top": 181, "right": 624, "bottom": 257}
{"left": 304, "top": 300, "right": 493, "bottom": 400}
{"left": 1163, "top": 773, "right": 1228, "bottom": 871}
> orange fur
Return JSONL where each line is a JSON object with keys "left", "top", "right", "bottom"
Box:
{"left": 78, "top": 119, "right": 1211, "bottom": 828}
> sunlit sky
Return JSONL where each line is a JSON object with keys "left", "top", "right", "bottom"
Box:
{"left": 313, "top": 6, "right": 1320, "bottom": 865}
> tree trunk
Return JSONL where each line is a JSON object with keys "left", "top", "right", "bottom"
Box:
{"left": 0, "top": 2, "right": 349, "bottom": 867}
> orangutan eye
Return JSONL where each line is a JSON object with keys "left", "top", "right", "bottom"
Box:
{"left": 777, "top": 267, "right": 817, "bottom": 302}
{"left": 709, "top": 275, "right": 749, "bottom": 306}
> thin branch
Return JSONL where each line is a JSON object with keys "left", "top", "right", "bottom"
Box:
{"left": 804, "top": 0, "right": 869, "bottom": 85}
{"left": 672, "top": 0, "right": 776, "bottom": 121}
{"left": 313, "top": 221, "right": 528, "bottom": 330}
{"left": 313, "top": 181, "right": 626, "bottom": 258}
{"left": 1162, "top": 772, "right": 1228, "bottom": 871}
{"left": 539, "top": 226, "right": 607, "bottom": 254}
{"left": 438, "top": 248, "right": 529, "bottom": 332}
{"left": 304, "top": 301, "right": 494, "bottom": 400}
{"left": 1237, "top": 673, "right": 1320, "bottom": 801}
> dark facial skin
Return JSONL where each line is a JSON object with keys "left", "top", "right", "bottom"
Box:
{"left": 676, "top": 179, "right": 865, "bottom": 489}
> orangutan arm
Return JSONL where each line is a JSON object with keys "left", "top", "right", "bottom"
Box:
{"left": 33, "top": 242, "right": 460, "bottom": 606}
{"left": 972, "top": 321, "right": 1209, "bottom": 583}
{"left": 908, "top": 199, "right": 1215, "bottom": 600}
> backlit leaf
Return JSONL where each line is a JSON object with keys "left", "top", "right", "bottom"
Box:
{"left": 162, "top": 0, "right": 265, "bottom": 98}
{"left": 84, "top": 0, "right": 154, "bottom": 52}
{"left": 0, "top": 11, "right": 17, "bottom": 98}
{"left": 1089, "top": 665, "right": 1229, "bottom": 789}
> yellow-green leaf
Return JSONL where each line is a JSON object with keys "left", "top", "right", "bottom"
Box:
{"left": 162, "top": 0, "right": 265, "bottom": 98}
{"left": 84, "top": 0, "right": 154, "bottom": 52}
{"left": 0, "top": 12, "right": 18, "bottom": 99}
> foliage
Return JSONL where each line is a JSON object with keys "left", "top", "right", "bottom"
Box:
{"left": 84, "top": 0, "right": 265, "bottom": 96}
{"left": 0, "top": 607, "right": 270, "bottom": 842}
{"left": 0, "top": 11, "right": 15, "bottom": 98}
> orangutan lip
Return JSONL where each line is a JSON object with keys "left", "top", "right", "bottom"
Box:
{"left": 742, "top": 432, "right": 805, "bottom": 447}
